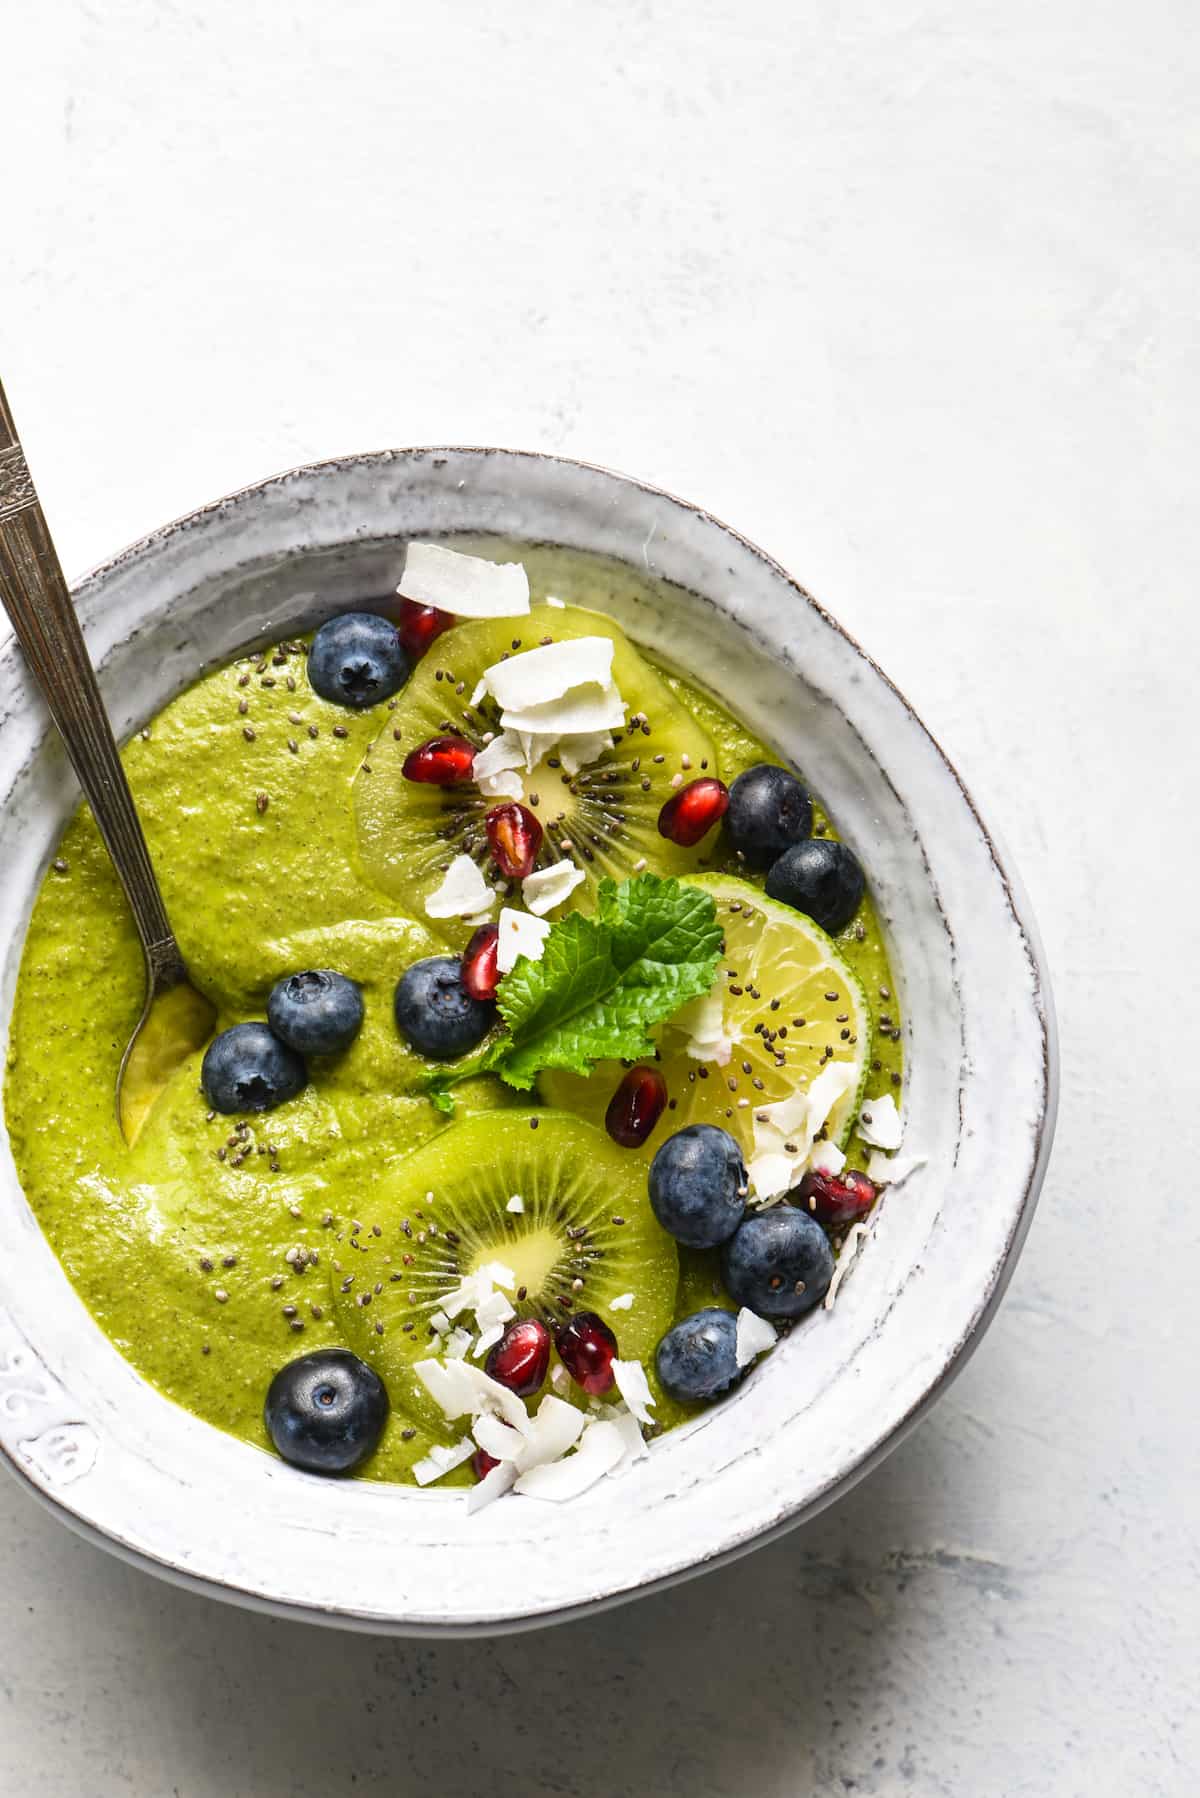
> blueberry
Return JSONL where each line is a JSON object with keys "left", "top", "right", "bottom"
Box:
{"left": 307, "top": 613, "right": 409, "bottom": 709}
{"left": 721, "top": 1205, "right": 834, "bottom": 1319}
{"left": 648, "top": 1124, "right": 747, "bottom": 1248}
{"left": 725, "top": 764, "right": 813, "bottom": 869}
{"left": 267, "top": 969, "right": 364, "bottom": 1056}
{"left": 201, "top": 1022, "right": 306, "bottom": 1114}
{"left": 394, "top": 956, "right": 494, "bottom": 1060}
{"left": 264, "top": 1349, "right": 388, "bottom": 1475}
{"left": 656, "top": 1308, "right": 742, "bottom": 1404}
{"left": 764, "top": 837, "right": 865, "bottom": 934}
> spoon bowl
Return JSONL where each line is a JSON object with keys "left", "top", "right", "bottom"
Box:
{"left": 118, "top": 975, "right": 217, "bottom": 1146}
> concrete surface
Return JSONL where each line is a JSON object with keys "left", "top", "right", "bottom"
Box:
{"left": 1, "top": 2, "right": 1196, "bottom": 1792}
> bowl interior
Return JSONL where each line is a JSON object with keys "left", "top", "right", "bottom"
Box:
{"left": 0, "top": 451, "right": 1053, "bottom": 1633}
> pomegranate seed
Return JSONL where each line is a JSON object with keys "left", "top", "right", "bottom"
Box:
{"left": 796, "top": 1167, "right": 876, "bottom": 1228}
{"left": 485, "top": 1318, "right": 552, "bottom": 1397}
{"left": 402, "top": 735, "right": 477, "bottom": 785}
{"left": 396, "top": 596, "right": 454, "bottom": 660}
{"left": 461, "top": 922, "right": 501, "bottom": 1001}
{"left": 605, "top": 1065, "right": 667, "bottom": 1148}
{"left": 556, "top": 1312, "right": 617, "bottom": 1395}
{"left": 485, "top": 802, "right": 543, "bottom": 880}
{"left": 471, "top": 1447, "right": 499, "bottom": 1480}
{"left": 657, "top": 777, "right": 730, "bottom": 847}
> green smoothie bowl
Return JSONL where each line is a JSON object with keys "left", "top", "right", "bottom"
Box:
{"left": 0, "top": 450, "right": 1055, "bottom": 1634}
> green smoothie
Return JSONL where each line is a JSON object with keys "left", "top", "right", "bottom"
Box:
{"left": 3, "top": 552, "right": 901, "bottom": 1484}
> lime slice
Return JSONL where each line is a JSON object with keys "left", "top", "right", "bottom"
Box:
{"left": 541, "top": 873, "right": 871, "bottom": 1164}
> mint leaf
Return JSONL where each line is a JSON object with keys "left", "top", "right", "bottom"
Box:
{"left": 425, "top": 873, "right": 721, "bottom": 1107}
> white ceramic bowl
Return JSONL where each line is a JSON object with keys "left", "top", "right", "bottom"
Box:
{"left": 0, "top": 450, "right": 1056, "bottom": 1635}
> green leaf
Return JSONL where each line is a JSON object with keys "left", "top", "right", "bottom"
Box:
{"left": 423, "top": 873, "right": 721, "bottom": 1104}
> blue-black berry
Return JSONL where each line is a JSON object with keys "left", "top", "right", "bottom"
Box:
{"left": 201, "top": 1022, "right": 306, "bottom": 1114}
{"left": 764, "top": 838, "right": 865, "bottom": 934}
{"left": 265, "top": 1349, "right": 388, "bottom": 1475}
{"left": 308, "top": 613, "right": 409, "bottom": 709}
{"left": 648, "top": 1124, "right": 746, "bottom": 1248}
{"left": 394, "top": 956, "right": 494, "bottom": 1060}
{"left": 656, "top": 1308, "right": 742, "bottom": 1404}
{"left": 725, "top": 764, "right": 813, "bottom": 869}
{"left": 721, "top": 1205, "right": 834, "bottom": 1319}
{"left": 268, "top": 970, "right": 364, "bottom": 1057}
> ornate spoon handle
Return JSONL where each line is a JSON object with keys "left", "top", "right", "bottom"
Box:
{"left": 0, "top": 377, "right": 185, "bottom": 986}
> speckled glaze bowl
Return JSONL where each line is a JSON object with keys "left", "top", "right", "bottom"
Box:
{"left": 0, "top": 451, "right": 1056, "bottom": 1635}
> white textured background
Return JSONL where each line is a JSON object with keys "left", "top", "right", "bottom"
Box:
{"left": 2, "top": 3, "right": 1197, "bottom": 1793}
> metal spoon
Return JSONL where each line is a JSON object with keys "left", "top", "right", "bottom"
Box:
{"left": 0, "top": 377, "right": 215, "bottom": 1144}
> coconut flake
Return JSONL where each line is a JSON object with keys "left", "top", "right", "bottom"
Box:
{"left": 612, "top": 1358, "right": 656, "bottom": 1426}
{"left": 544, "top": 594, "right": 566, "bottom": 609}
{"left": 749, "top": 1061, "right": 858, "bottom": 1199}
{"left": 472, "top": 731, "right": 527, "bottom": 801}
{"left": 480, "top": 638, "right": 615, "bottom": 714}
{"left": 754, "top": 1087, "right": 808, "bottom": 1140}
{"left": 439, "top": 1264, "right": 516, "bottom": 1360}
{"left": 610, "top": 1406, "right": 649, "bottom": 1470}
{"left": 515, "top": 731, "right": 559, "bottom": 772}
{"left": 824, "top": 1223, "right": 873, "bottom": 1309}
{"left": 472, "top": 1413, "right": 527, "bottom": 1464}
{"left": 674, "top": 989, "right": 738, "bottom": 1067}
{"left": 500, "top": 686, "right": 626, "bottom": 738}
{"left": 478, "top": 1261, "right": 516, "bottom": 1291}
{"left": 866, "top": 1150, "right": 925, "bottom": 1187}
{"left": 557, "top": 731, "right": 612, "bottom": 775}
{"left": 475, "top": 1288, "right": 516, "bottom": 1332}
{"left": 857, "top": 1093, "right": 903, "bottom": 1151}
{"left": 521, "top": 859, "right": 586, "bottom": 916}
{"left": 441, "top": 1271, "right": 480, "bottom": 1320}
{"left": 412, "top": 1437, "right": 475, "bottom": 1486}
{"left": 746, "top": 1152, "right": 798, "bottom": 1203}
{"left": 807, "top": 1060, "right": 859, "bottom": 1136}
{"left": 748, "top": 1166, "right": 795, "bottom": 1205}
{"left": 514, "top": 1419, "right": 627, "bottom": 1501}
{"left": 444, "top": 1328, "right": 473, "bottom": 1360}
{"left": 810, "top": 1140, "right": 847, "bottom": 1177}
{"left": 425, "top": 854, "right": 495, "bottom": 921}
{"left": 609, "top": 1293, "right": 634, "bottom": 1312}
{"left": 413, "top": 1358, "right": 477, "bottom": 1419}
{"left": 429, "top": 1310, "right": 451, "bottom": 1336}
{"left": 466, "top": 1458, "right": 517, "bottom": 1513}
{"left": 506, "top": 1194, "right": 524, "bottom": 1213}
{"left": 735, "top": 1308, "right": 777, "bottom": 1368}
{"left": 413, "top": 1356, "right": 529, "bottom": 1433}
{"left": 516, "top": 1394, "right": 585, "bottom": 1470}
{"left": 496, "top": 906, "right": 551, "bottom": 973}
{"left": 399, "top": 542, "right": 530, "bottom": 617}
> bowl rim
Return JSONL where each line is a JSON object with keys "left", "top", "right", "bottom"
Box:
{"left": 0, "top": 445, "right": 1058, "bottom": 1635}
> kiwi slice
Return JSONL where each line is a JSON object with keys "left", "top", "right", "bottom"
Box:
{"left": 332, "top": 1110, "right": 678, "bottom": 1435}
{"left": 353, "top": 605, "right": 718, "bottom": 938}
